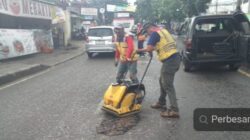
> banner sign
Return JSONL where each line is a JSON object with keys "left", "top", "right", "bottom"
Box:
{"left": 0, "top": 0, "right": 52, "bottom": 19}
{"left": 83, "top": 15, "right": 94, "bottom": 20}
{"left": 81, "top": 8, "right": 97, "bottom": 16}
{"left": 0, "top": 29, "right": 53, "bottom": 60}
{"left": 116, "top": 13, "right": 130, "bottom": 18}
{"left": 106, "top": 4, "right": 136, "bottom": 12}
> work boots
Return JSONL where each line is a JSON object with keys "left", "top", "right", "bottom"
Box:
{"left": 150, "top": 102, "right": 166, "bottom": 109}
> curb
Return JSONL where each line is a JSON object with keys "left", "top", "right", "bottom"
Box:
{"left": 53, "top": 51, "right": 84, "bottom": 66}
{"left": 0, "top": 51, "right": 85, "bottom": 86}
{"left": 0, "top": 64, "right": 50, "bottom": 86}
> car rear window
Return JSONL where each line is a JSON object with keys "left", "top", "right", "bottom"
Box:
{"left": 195, "top": 18, "right": 235, "bottom": 34}
{"left": 88, "top": 28, "right": 113, "bottom": 37}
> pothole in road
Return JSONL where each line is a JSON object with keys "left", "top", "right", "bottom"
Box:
{"left": 96, "top": 115, "right": 140, "bottom": 136}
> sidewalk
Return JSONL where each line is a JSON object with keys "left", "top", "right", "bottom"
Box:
{"left": 0, "top": 40, "right": 85, "bottom": 86}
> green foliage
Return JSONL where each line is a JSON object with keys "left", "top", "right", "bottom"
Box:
{"left": 135, "top": 0, "right": 211, "bottom": 23}
{"left": 135, "top": 0, "right": 155, "bottom": 22}
{"left": 179, "top": 0, "right": 211, "bottom": 17}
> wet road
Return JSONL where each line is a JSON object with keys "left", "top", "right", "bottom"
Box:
{"left": 0, "top": 52, "right": 250, "bottom": 140}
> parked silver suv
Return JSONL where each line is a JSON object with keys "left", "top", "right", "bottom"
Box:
{"left": 86, "top": 26, "right": 115, "bottom": 58}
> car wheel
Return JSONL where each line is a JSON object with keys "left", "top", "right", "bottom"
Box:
{"left": 229, "top": 64, "right": 240, "bottom": 71}
{"left": 87, "top": 52, "right": 92, "bottom": 58}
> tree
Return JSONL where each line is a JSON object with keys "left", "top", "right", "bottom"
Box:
{"left": 158, "top": 0, "right": 185, "bottom": 22}
{"left": 135, "top": 0, "right": 186, "bottom": 27}
{"left": 135, "top": 0, "right": 155, "bottom": 22}
{"left": 135, "top": 0, "right": 211, "bottom": 23}
{"left": 179, "top": 0, "right": 211, "bottom": 17}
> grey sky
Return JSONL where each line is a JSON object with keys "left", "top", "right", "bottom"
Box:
{"left": 127, "top": 0, "right": 136, "bottom": 5}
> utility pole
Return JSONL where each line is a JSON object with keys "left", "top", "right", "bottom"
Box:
{"left": 236, "top": 0, "right": 242, "bottom": 12}
{"left": 187, "top": 0, "right": 191, "bottom": 17}
{"left": 215, "top": 0, "right": 218, "bottom": 14}
{"left": 248, "top": 0, "right": 250, "bottom": 13}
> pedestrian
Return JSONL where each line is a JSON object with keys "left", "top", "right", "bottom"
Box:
{"left": 137, "top": 23, "right": 181, "bottom": 118}
{"left": 114, "top": 26, "right": 139, "bottom": 84}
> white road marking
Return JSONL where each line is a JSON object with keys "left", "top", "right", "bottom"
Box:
{"left": 238, "top": 69, "right": 250, "bottom": 78}
{"left": 0, "top": 68, "right": 51, "bottom": 91}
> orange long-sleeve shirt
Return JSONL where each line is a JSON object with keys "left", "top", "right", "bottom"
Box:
{"left": 115, "top": 35, "right": 135, "bottom": 60}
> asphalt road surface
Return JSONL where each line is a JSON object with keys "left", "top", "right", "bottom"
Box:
{"left": 0, "top": 52, "right": 250, "bottom": 140}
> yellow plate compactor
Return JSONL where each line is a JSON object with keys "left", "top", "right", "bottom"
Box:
{"left": 102, "top": 56, "right": 152, "bottom": 117}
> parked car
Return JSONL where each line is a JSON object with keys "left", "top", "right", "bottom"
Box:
{"left": 178, "top": 12, "right": 250, "bottom": 72}
{"left": 86, "top": 26, "right": 115, "bottom": 58}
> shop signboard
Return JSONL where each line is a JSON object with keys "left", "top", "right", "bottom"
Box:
{"left": 0, "top": 0, "right": 52, "bottom": 19}
{"left": 81, "top": 8, "right": 97, "bottom": 16}
{"left": 116, "top": 13, "right": 130, "bottom": 18}
{"left": 106, "top": 4, "right": 136, "bottom": 12}
{"left": 83, "top": 15, "right": 94, "bottom": 20}
{"left": 0, "top": 29, "right": 53, "bottom": 60}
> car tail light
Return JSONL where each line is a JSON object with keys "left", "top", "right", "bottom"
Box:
{"left": 184, "top": 39, "right": 192, "bottom": 49}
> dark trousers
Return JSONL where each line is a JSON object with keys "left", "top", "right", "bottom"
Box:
{"left": 158, "top": 53, "right": 181, "bottom": 112}
{"left": 116, "top": 61, "right": 139, "bottom": 84}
